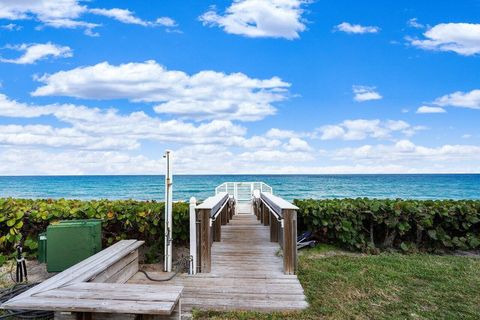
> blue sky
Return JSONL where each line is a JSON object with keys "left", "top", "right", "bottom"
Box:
{"left": 0, "top": 0, "right": 479, "bottom": 174}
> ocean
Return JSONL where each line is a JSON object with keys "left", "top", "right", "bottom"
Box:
{"left": 0, "top": 174, "right": 479, "bottom": 201}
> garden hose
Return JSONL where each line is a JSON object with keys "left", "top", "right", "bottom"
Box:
{"left": 139, "top": 255, "right": 191, "bottom": 282}
{"left": 0, "top": 283, "right": 53, "bottom": 319}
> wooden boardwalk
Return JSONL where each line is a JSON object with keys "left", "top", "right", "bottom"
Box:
{"left": 129, "top": 213, "right": 308, "bottom": 312}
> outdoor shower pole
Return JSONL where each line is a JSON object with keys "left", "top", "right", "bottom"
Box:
{"left": 164, "top": 150, "right": 173, "bottom": 272}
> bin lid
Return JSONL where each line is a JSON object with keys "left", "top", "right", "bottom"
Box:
{"left": 49, "top": 219, "right": 102, "bottom": 227}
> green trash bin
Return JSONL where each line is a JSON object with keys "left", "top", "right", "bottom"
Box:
{"left": 37, "top": 232, "right": 47, "bottom": 263}
{"left": 46, "top": 219, "right": 102, "bottom": 272}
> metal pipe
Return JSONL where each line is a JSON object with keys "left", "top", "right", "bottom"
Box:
{"left": 189, "top": 197, "right": 197, "bottom": 275}
{"left": 164, "top": 150, "right": 173, "bottom": 272}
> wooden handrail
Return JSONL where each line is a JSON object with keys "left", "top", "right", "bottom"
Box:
{"left": 195, "top": 193, "right": 235, "bottom": 273}
{"left": 254, "top": 192, "right": 298, "bottom": 275}
{"left": 196, "top": 192, "right": 230, "bottom": 218}
{"left": 260, "top": 192, "right": 298, "bottom": 218}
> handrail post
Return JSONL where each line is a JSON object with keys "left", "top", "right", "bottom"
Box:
{"left": 189, "top": 197, "right": 197, "bottom": 275}
{"left": 282, "top": 209, "right": 297, "bottom": 275}
{"left": 197, "top": 208, "right": 212, "bottom": 273}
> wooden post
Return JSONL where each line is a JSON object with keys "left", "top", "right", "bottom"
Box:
{"left": 230, "top": 199, "right": 235, "bottom": 219}
{"left": 214, "top": 216, "right": 222, "bottom": 242}
{"left": 197, "top": 208, "right": 211, "bottom": 273}
{"left": 263, "top": 204, "right": 269, "bottom": 226}
{"left": 226, "top": 204, "right": 230, "bottom": 224}
{"left": 270, "top": 213, "right": 278, "bottom": 242}
{"left": 257, "top": 201, "right": 263, "bottom": 221}
{"left": 221, "top": 206, "right": 227, "bottom": 225}
{"left": 260, "top": 202, "right": 264, "bottom": 224}
{"left": 282, "top": 209, "right": 297, "bottom": 275}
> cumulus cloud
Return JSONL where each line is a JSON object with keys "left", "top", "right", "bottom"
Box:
{"left": 265, "top": 128, "right": 299, "bottom": 139}
{"left": 32, "top": 60, "right": 290, "bottom": 122}
{"left": 433, "top": 89, "right": 480, "bottom": 110}
{"left": 316, "top": 119, "right": 421, "bottom": 141}
{"left": 416, "top": 106, "right": 446, "bottom": 114}
{"left": 283, "top": 137, "right": 312, "bottom": 152}
{"left": 0, "top": 94, "right": 249, "bottom": 151}
{"left": 409, "top": 23, "right": 480, "bottom": 56}
{"left": 334, "top": 22, "right": 380, "bottom": 34}
{"left": 0, "top": 0, "right": 175, "bottom": 35}
{"left": 334, "top": 140, "right": 480, "bottom": 165}
{"left": 352, "top": 85, "right": 382, "bottom": 102}
{"left": 0, "top": 42, "right": 72, "bottom": 64}
{"left": 199, "top": 0, "right": 308, "bottom": 39}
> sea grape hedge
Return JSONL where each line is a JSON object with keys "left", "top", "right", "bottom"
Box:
{"left": 1, "top": 198, "right": 480, "bottom": 265}
{"left": 0, "top": 198, "right": 190, "bottom": 264}
{"left": 294, "top": 198, "right": 480, "bottom": 252}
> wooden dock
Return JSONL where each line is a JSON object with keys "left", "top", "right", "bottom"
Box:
{"left": 129, "top": 213, "right": 308, "bottom": 312}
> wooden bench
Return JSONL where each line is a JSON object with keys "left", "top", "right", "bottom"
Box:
{"left": 1, "top": 240, "right": 183, "bottom": 320}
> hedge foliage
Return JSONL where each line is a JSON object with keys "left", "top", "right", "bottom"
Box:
{"left": 2, "top": 198, "right": 480, "bottom": 265}
{"left": 294, "top": 198, "right": 480, "bottom": 252}
{"left": 0, "top": 198, "right": 190, "bottom": 263}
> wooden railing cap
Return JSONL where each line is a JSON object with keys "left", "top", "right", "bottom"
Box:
{"left": 260, "top": 192, "right": 299, "bottom": 215}
{"left": 196, "top": 192, "right": 230, "bottom": 216}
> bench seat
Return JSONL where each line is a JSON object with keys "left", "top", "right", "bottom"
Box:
{"left": 1, "top": 240, "right": 183, "bottom": 320}
{"left": 5, "top": 283, "right": 183, "bottom": 315}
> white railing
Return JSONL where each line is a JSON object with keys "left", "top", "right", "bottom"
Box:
{"left": 215, "top": 182, "right": 272, "bottom": 202}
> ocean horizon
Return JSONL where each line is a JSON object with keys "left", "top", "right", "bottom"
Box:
{"left": 1, "top": 174, "right": 479, "bottom": 201}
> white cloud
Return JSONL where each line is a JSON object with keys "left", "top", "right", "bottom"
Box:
{"left": 156, "top": 17, "right": 177, "bottom": 27}
{"left": 316, "top": 119, "right": 420, "bottom": 141}
{"left": 335, "top": 22, "right": 380, "bottom": 34}
{"left": 265, "top": 128, "right": 298, "bottom": 139}
{"left": 0, "top": 23, "right": 21, "bottom": 31}
{"left": 283, "top": 137, "right": 312, "bottom": 152}
{"left": 0, "top": 147, "right": 166, "bottom": 175}
{"left": 0, "top": 43, "right": 72, "bottom": 64}
{"left": 409, "top": 23, "right": 480, "bottom": 56}
{"left": 352, "top": 85, "right": 382, "bottom": 102}
{"left": 416, "top": 106, "right": 446, "bottom": 114}
{"left": 238, "top": 149, "right": 314, "bottom": 162}
{"left": 32, "top": 60, "right": 290, "bottom": 122}
{"left": 0, "top": 94, "right": 251, "bottom": 151}
{"left": 199, "top": 0, "right": 308, "bottom": 40}
{"left": 0, "top": 124, "right": 139, "bottom": 150}
{"left": 334, "top": 140, "right": 480, "bottom": 165}
{"left": 407, "top": 18, "right": 425, "bottom": 29}
{"left": 0, "top": 94, "right": 477, "bottom": 174}
{"left": 0, "top": 0, "right": 99, "bottom": 35}
{"left": 88, "top": 8, "right": 176, "bottom": 29}
{"left": 433, "top": 89, "right": 480, "bottom": 110}
{"left": 89, "top": 8, "right": 149, "bottom": 26}
{"left": 0, "top": 0, "right": 171, "bottom": 35}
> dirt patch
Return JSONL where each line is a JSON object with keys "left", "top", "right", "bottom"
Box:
{"left": 1, "top": 259, "right": 52, "bottom": 288}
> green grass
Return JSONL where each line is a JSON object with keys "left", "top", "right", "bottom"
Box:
{"left": 194, "top": 245, "right": 480, "bottom": 319}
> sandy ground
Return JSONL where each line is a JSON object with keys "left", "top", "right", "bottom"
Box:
{"left": 0, "top": 259, "right": 53, "bottom": 288}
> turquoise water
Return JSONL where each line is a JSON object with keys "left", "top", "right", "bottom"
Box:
{"left": 0, "top": 175, "right": 479, "bottom": 201}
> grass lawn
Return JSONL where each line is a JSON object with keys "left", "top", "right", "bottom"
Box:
{"left": 194, "top": 245, "right": 480, "bottom": 319}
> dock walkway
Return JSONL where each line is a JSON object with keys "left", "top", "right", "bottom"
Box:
{"left": 129, "top": 213, "right": 308, "bottom": 312}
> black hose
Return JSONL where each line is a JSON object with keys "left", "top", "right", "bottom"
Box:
{"left": 0, "top": 283, "right": 53, "bottom": 319}
{"left": 138, "top": 255, "right": 191, "bottom": 282}
{"left": 137, "top": 269, "right": 178, "bottom": 282}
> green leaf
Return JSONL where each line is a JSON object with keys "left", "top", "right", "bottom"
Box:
{"left": 6, "top": 218, "right": 16, "bottom": 227}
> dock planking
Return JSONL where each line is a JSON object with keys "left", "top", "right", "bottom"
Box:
{"left": 129, "top": 213, "right": 308, "bottom": 312}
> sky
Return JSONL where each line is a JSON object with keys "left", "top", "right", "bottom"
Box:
{"left": 0, "top": 0, "right": 479, "bottom": 175}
